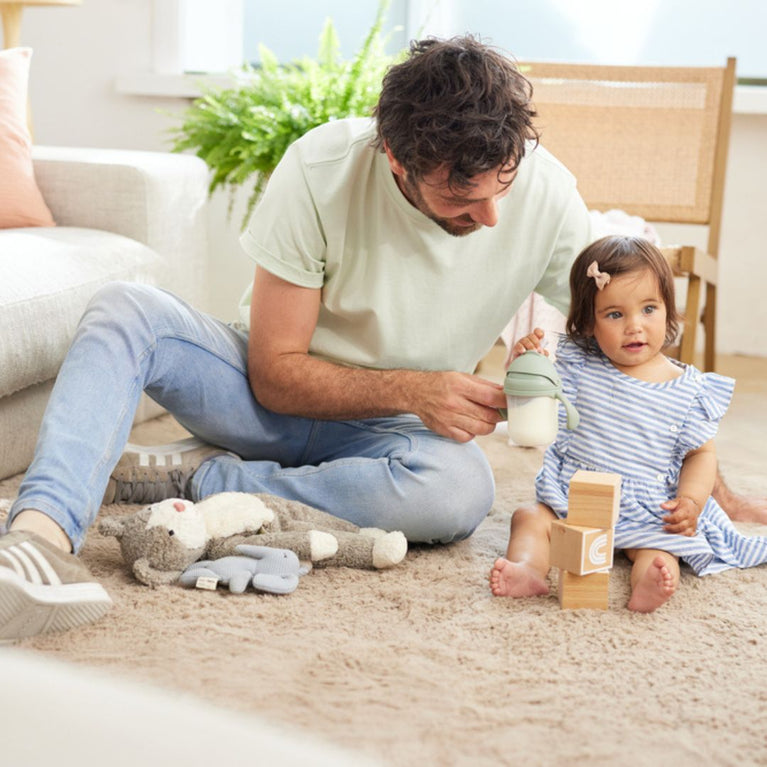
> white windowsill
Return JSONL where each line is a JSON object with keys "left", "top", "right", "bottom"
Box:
{"left": 115, "top": 72, "right": 767, "bottom": 115}
{"left": 115, "top": 72, "right": 232, "bottom": 99}
{"left": 734, "top": 84, "right": 767, "bottom": 114}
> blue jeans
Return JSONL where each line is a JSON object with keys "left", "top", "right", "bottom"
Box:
{"left": 10, "top": 283, "right": 495, "bottom": 553}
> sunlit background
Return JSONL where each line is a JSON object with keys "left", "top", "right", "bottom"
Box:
{"left": 179, "top": 0, "right": 767, "bottom": 81}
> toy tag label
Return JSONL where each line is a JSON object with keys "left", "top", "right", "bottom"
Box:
{"left": 195, "top": 576, "right": 219, "bottom": 591}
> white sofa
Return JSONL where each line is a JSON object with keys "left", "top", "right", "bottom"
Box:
{"left": 0, "top": 146, "right": 210, "bottom": 481}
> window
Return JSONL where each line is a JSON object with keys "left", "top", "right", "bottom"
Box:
{"left": 153, "top": 0, "right": 767, "bottom": 83}
{"left": 444, "top": 0, "right": 767, "bottom": 82}
{"left": 152, "top": 0, "right": 244, "bottom": 75}
{"left": 153, "top": 0, "right": 413, "bottom": 75}
{"left": 242, "top": 0, "right": 409, "bottom": 64}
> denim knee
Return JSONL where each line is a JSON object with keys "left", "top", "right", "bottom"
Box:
{"left": 86, "top": 280, "right": 149, "bottom": 310}
{"left": 78, "top": 282, "right": 197, "bottom": 365}
{"left": 82, "top": 281, "right": 167, "bottom": 331}
{"left": 399, "top": 440, "right": 495, "bottom": 545}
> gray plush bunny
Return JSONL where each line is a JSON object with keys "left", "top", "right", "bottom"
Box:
{"left": 178, "top": 545, "right": 311, "bottom": 595}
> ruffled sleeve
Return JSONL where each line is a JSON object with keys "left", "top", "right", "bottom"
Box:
{"left": 553, "top": 337, "right": 593, "bottom": 399}
{"left": 677, "top": 370, "right": 735, "bottom": 452}
{"left": 552, "top": 337, "right": 590, "bottom": 438}
{"left": 553, "top": 336, "right": 589, "bottom": 379}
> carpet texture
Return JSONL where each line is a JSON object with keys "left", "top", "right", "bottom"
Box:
{"left": 2, "top": 385, "right": 766, "bottom": 766}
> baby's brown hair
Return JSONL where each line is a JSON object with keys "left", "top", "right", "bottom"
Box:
{"left": 566, "top": 235, "right": 682, "bottom": 352}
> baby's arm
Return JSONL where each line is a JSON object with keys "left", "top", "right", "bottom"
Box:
{"left": 661, "top": 439, "right": 718, "bottom": 536}
{"left": 511, "top": 327, "right": 546, "bottom": 361}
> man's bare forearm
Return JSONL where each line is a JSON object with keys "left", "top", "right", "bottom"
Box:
{"left": 248, "top": 352, "right": 506, "bottom": 442}
{"left": 249, "top": 352, "right": 424, "bottom": 419}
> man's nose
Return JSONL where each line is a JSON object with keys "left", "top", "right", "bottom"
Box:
{"left": 471, "top": 199, "right": 499, "bottom": 227}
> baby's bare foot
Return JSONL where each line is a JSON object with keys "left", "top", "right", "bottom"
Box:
{"left": 628, "top": 556, "right": 676, "bottom": 613}
{"left": 489, "top": 558, "right": 549, "bottom": 598}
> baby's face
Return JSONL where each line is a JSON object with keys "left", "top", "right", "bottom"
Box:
{"left": 591, "top": 268, "right": 668, "bottom": 374}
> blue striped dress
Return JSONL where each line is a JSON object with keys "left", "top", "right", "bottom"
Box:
{"left": 535, "top": 338, "right": 767, "bottom": 575}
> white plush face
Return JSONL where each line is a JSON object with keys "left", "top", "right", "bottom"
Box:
{"left": 145, "top": 498, "right": 207, "bottom": 550}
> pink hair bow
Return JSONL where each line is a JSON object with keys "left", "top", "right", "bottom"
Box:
{"left": 586, "top": 260, "right": 611, "bottom": 290}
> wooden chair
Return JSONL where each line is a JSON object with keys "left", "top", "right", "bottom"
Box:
{"left": 519, "top": 58, "right": 737, "bottom": 371}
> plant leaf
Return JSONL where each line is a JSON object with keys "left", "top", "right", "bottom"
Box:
{"left": 169, "top": 0, "right": 401, "bottom": 229}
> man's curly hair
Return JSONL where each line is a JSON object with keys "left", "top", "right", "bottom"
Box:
{"left": 373, "top": 35, "right": 539, "bottom": 191}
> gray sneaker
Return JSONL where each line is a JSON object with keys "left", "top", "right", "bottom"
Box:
{"left": 102, "top": 437, "right": 237, "bottom": 505}
{"left": 0, "top": 531, "right": 112, "bottom": 643}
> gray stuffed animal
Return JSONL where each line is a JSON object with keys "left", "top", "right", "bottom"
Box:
{"left": 178, "top": 545, "right": 310, "bottom": 595}
{"left": 205, "top": 493, "right": 408, "bottom": 570}
{"left": 99, "top": 491, "right": 407, "bottom": 588}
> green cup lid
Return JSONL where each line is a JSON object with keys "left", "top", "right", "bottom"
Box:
{"left": 502, "top": 351, "right": 581, "bottom": 430}
{"left": 503, "top": 351, "right": 562, "bottom": 397}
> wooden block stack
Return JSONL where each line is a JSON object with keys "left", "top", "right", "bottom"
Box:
{"left": 550, "top": 470, "right": 621, "bottom": 610}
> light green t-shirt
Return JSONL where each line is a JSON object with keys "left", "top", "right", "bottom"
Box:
{"left": 239, "top": 118, "right": 592, "bottom": 373}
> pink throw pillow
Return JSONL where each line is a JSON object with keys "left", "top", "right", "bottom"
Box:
{"left": 0, "top": 47, "right": 55, "bottom": 228}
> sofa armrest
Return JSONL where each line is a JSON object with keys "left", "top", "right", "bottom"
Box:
{"left": 31, "top": 146, "right": 210, "bottom": 307}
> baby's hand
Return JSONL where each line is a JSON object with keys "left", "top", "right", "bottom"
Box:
{"left": 661, "top": 496, "right": 701, "bottom": 536}
{"left": 511, "top": 328, "right": 547, "bottom": 361}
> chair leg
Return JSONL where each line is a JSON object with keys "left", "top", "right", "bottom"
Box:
{"left": 703, "top": 282, "right": 716, "bottom": 372}
{"left": 679, "top": 275, "right": 701, "bottom": 366}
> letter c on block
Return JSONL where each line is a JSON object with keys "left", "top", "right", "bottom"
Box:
{"left": 589, "top": 534, "right": 608, "bottom": 566}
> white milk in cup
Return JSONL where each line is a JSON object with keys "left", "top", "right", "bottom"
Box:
{"left": 502, "top": 351, "right": 580, "bottom": 447}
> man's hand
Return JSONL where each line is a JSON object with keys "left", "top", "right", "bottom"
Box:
{"left": 412, "top": 371, "right": 506, "bottom": 443}
{"left": 661, "top": 496, "right": 701, "bottom": 536}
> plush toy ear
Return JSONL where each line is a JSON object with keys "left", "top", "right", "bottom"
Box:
{"left": 132, "top": 558, "right": 183, "bottom": 589}
{"left": 98, "top": 517, "right": 125, "bottom": 539}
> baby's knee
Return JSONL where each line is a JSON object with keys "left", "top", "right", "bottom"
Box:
{"left": 510, "top": 504, "right": 554, "bottom": 534}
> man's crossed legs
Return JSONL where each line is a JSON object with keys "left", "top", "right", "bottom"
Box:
{"left": 1, "top": 282, "right": 494, "bottom": 642}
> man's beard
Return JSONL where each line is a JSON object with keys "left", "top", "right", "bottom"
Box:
{"left": 398, "top": 176, "right": 482, "bottom": 237}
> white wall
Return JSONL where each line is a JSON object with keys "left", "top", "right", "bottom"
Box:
{"left": 17, "top": 0, "right": 767, "bottom": 356}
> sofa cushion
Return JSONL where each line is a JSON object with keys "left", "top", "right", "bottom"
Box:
{"left": 0, "top": 227, "right": 164, "bottom": 398}
{"left": 0, "top": 48, "right": 55, "bottom": 229}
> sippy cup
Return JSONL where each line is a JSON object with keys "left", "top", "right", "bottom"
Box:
{"left": 503, "top": 351, "right": 580, "bottom": 447}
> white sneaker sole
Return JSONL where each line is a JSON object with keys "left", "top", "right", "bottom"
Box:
{"left": 121, "top": 437, "right": 207, "bottom": 465}
{"left": 0, "top": 568, "right": 112, "bottom": 643}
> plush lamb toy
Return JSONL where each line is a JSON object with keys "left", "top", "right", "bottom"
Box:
{"left": 98, "top": 491, "right": 408, "bottom": 589}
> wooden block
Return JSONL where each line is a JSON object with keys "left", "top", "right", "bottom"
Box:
{"left": 557, "top": 569, "right": 609, "bottom": 610}
{"left": 567, "top": 470, "right": 621, "bottom": 528}
{"left": 549, "top": 519, "right": 613, "bottom": 575}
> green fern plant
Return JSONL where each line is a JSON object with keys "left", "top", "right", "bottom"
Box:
{"left": 170, "top": 0, "right": 401, "bottom": 228}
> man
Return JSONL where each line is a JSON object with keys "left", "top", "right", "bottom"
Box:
{"left": 0, "top": 36, "right": 759, "bottom": 642}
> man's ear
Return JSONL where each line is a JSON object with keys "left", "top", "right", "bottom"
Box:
{"left": 383, "top": 142, "right": 406, "bottom": 177}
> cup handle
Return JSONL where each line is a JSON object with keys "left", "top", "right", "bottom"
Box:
{"left": 556, "top": 393, "right": 580, "bottom": 430}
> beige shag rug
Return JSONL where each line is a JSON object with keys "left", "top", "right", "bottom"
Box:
{"left": 2, "top": 384, "right": 767, "bottom": 767}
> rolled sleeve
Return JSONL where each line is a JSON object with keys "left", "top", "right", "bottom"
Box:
{"left": 239, "top": 143, "right": 327, "bottom": 289}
